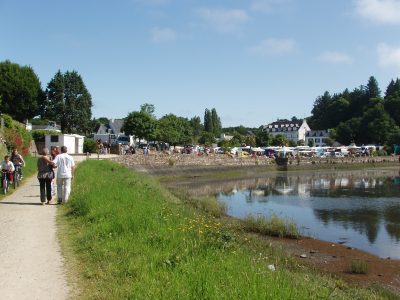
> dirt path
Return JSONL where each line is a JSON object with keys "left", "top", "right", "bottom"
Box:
{"left": 0, "top": 176, "right": 70, "bottom": 300}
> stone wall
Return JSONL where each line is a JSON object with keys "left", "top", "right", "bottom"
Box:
{"left": 112, "top": 152, "right": 400, "bottom": 168}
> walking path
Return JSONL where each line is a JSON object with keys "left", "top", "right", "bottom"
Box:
{"left": 0, "top": 176, "right": 70, "bottom": 300}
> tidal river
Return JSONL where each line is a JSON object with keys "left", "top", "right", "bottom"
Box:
{"left": 175, "top": 168, "right": 400, "bottom": 259}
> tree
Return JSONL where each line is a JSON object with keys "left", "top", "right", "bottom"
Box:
{"left": 366, "top": 76, "right": 381, "bottom": 99}
{"left": 211, "top": 108, "right": 222, "bottom": 136}
{"left": 204, "top": 109, "right": 213, "bottom": 133}
{"left": 385, "top": 78, "right": 400, "bottom": 98}
{"left": 189, "top": 116, "right": 203, "bottom": 137}
{"left": 140, "top": 103, "right": 155, "bottom": 116}
{"left": 336, "top": 118, "right": 361, "bottom": 145}
{"left": 199, "top": 131, "right": 216, "bottom": 145}
{"left": 255, "top": 127, "right": 270, "bottom": 146}
{"left": 123, "top": 111, "right": 156, "bottom": 142}
{"left": 156, "top": 114, "right": 192, "bottom": 145}
{"left": 271, "top": 134, "right": 288, "bottom": 146}
{"left": 0, "top": 60, "right": 43, "bottom": 121}
{"left": 44, "top": 70, "right": 92, "bottom": 134}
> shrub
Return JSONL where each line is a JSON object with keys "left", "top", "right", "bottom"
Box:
{"left": 83, "top": 139, "right": 97, "bottom": 153}
{"left": 1, "top": 114, "right": 31, "bottom": 154}
{"left": 31, "top": 129, "right": 60, "bottom": 142}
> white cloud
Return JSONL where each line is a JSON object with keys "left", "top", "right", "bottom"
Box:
{"left": 197, "top": 8, "right": 250, "bottom": 33}
{"left": 377, "top": 43, "right": 400, "bottom": 69}
{"left": 318, "top": 51, "right": 353, "bottom": 64}
{"left": 248, "top": 38, "right": 295, "bottom": 56}
{"left": 251, "top": 0, "right": 289, "bottom": 13}
{"left": 354, "top": 0, "right": 400, "bottom": 24}
{"left": 151, "top": 27, "right": 176, "bottom": 43}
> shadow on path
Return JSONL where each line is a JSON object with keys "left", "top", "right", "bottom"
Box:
{"left": 0, "top": 201, "right": 43, "bottom": 206}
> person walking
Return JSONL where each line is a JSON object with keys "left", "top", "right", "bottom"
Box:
{"left": 52, "top": 146, "right": 75, "bottom": 204}
{"left": 37, "top": 148, "right": 55, "bottom": 205}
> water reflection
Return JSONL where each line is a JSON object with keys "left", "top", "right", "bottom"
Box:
{"left": 171, "top": 168, "right": 400, "bottom": 259}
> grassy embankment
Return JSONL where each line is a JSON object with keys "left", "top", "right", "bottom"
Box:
{"left": 0, "top": 154, "right": 37, "bottom": 199}
{"left": 59, "top": 160, "right": 391, "bottom": 299}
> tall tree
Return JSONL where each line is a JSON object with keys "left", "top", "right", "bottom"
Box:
{"left": 45, "top": 70, "right": 92, "bottom": 134}
{"left": 211, "top": 108, "right": 222, "bottom": 136}
{"left": 204, "top": 109, "right": 213, "bottom": 133}
{"left": 385, "top": 78, "right": 400, "bottom": 98}
{"left": 0, "top": 60, "right": 43, "bottom": 121}
{"left": 123, "top": 111, "right": 156, "bottom": 142}
{"left": 366, "top": 76, "right": 381, "bottom": 99}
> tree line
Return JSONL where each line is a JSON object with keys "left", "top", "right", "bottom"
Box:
{"left": 0, "top": 60, "right": 92, "bottom": 134}
{"left": 2, "top": 59, "right": 399, "bottom": 149}
{"left": 308, "top": 76, "right": 400, "bottom": 147}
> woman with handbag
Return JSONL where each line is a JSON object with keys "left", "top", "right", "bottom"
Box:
{"left": 37, "top": 148, "right": 56, "bottom": 205}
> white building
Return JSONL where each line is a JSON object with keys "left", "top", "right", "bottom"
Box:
{"left": 45, "top": 134, "right": 85, "bottom": 154}
{"left": 263, "top": 119, "right": 311, "bottom": 143}
{"left": 305, "top": 130, "right": 331, "bottom": 147}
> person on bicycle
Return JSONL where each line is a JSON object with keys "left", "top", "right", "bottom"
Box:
{"left": 11, "top": 149, "right": 25, "bottom": 179}
{"left": 1, "top": 155, "right": 15, "bottom": 186}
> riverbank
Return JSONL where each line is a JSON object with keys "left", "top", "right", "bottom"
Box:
{"left": 59, "top": 160, "right": 398, "bottom": 299}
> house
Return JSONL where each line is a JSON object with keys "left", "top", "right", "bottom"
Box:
{"left": 305, "top": 130, "right": 331, "bottom": 147}
{"left": 263, "top": 119, "right": 311, "bottom": 143}
{"left": 94, "top": 119, "right": 124, "bottom": 143}
{"left": 28, "top": 120, "right": 61, "bottom": 132}
{"left": 45, "top": 134, "right": 85, "bottom": 154}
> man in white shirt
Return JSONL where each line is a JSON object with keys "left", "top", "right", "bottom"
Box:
{"left": 53, "top": 146, "right": 75, "bottom": 204}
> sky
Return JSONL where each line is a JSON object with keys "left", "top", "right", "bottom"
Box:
{"left": 1, "top": 0, "right": 400, "bottom": 127}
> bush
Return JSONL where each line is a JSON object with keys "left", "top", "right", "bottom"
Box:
{"left": 1, "top": 114, "right": 31, "bottom": 155}
{"left": 83, "top": 139, "right": 97, "bottom": 153}
{"left": 31, "top": 129, "right": 60, "bottom": 142}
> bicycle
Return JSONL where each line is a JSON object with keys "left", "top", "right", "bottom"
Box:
{"left": 14, "top": 165, "right": 22, "bottom": 189}
{"left": 1, "top": 170, "right": 10, "bottom": 194}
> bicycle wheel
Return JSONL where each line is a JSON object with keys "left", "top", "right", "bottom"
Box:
{"left": 14, "top": 173, "right": 19, "bottom": 189}
{"left": 3, "top": 178, "right": 7, "bottom": 194}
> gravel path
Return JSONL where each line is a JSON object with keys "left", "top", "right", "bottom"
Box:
{"left": 0, "top": 176, "right": 70, "bottom": 300}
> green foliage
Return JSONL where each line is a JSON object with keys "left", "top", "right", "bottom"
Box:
{"left": 140, "top": 103, "right": 155, "bottom": 116}
{"left": 189, "top": 116, "right": 203, "bottom": 141}
{"left": 271, "top": 134, "right": 288, "bottom": 146}
{"left": 83, "top": 139, "right": 97, "bottom": 153}
{"left": 255, "top": 127, "right": 271, "bottom": 146}
{"left": 198, "top": 131, "right": 216, "bottom": 146}
{"left": 31, "top": 129, "right": 60, "bottom": 142}
{"left": 1, "top": 114, "right": 31, "bottom": 154}
{"left": 60, "top": 160, "right": 382, "bottom": 299}
{"left": 309, "top": 76, "right": 400, "bottom": 147}
{"left": 0, "top": 60, "right": 43, "bottom": 121}
{"left": 156, "top": 114, "right": 193, "bottom": 145}
{"left": 123, "top": 111, "right": 156, "bottom": 142}
{"left": 44, "top": 70, "right": 93, "bottom": 134}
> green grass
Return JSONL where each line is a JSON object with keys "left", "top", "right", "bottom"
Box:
{"left": 242, "top": 214, "right": 300, "bottom": 239}
{"left": 59, "top": 160, "right": 391, "bottom": 299}
{"left": 350, "top": 260, "right": 369, "bottom": 274}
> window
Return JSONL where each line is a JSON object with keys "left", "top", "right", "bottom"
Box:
{"left": 50, "top": 135, "right": 59, "bottom": 142}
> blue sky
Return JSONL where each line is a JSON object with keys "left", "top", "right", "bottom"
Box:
{"left": 1, "top": 0, "right": 400, "bottom": 127}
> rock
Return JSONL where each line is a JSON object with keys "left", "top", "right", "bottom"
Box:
{"left": 378, "top": 274, "right": 383, "bottom": 277}
{"left": 309, "top": 250, "right": 318, "bottom": 254}
{"left": 300, "top": 254, "right": 307, "bottom": 258}
{"left": 346, "top": 246, "right": 353, "bottom": 250}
